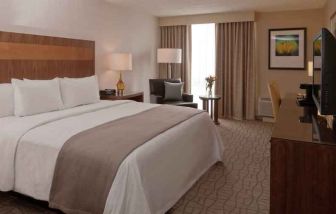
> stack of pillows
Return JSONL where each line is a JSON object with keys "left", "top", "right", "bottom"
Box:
{"left": 0, "top": 76, "right": 100, "bottom": 117}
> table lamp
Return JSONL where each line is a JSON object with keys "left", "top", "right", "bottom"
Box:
{"left": 109, "top": 53, "right": 132, "bottom": 95}
{"left": 157, "top": 48, "right": 182, "bottom": 79}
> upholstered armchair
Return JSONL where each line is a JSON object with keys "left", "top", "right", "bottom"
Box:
{"left": 149, "top": 79, "right": 198, "bottom": 109}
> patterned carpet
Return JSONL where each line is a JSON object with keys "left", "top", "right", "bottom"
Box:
{"left": 0, "top": 119, "right": 272, "bottom": 214}
{"left": 169, "top": 120, "right": 272, "bottom": 214}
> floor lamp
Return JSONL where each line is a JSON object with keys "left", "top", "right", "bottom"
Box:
{"left": 157, "top": 48, "right": 182, "bottom": 79}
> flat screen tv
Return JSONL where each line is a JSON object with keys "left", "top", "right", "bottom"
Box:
{"left": 312, "top": 28, "right": 336, "bottom": 115}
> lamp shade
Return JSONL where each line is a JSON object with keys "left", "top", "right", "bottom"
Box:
{"left": 157, "top": 48, "right": 182, "bottom": 64}
{"left": 108, "top": 53, "right": 132, "bottom": 71}
{"left": 308, "top": 61, "right": 313, "bottom": 77}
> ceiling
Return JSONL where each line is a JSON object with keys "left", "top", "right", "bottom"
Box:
{"left": 105, "top": 0, "right": 326, "bottom": 17}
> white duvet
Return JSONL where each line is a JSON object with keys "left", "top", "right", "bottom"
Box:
{"left": 0, "top": 100, "right": 223, "bottom": 214}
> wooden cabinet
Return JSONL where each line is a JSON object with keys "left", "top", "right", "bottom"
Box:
{"left": 270, "top": 94, "right": 336, "bottom": 214}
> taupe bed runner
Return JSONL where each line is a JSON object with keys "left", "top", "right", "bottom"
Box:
{"left": 49, "top": 105, "right": 203, "bottom": 214}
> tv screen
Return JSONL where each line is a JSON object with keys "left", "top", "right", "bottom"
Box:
{"left": 313, "top": 28, "right": 336, "bottom": 115}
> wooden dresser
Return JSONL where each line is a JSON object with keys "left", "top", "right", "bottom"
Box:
{"left": 270, "top": 94, "right": 336, "bottom": 214}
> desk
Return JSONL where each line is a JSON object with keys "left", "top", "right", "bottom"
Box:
{"left": 270, "top": 94, "right": 336, "bottom": 214}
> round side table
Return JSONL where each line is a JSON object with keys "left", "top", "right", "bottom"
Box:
{"left": 199, "top": 95, "right": 221, "bottom": 125}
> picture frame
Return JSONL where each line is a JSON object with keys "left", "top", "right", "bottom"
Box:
{"left": 269, "top": 28, "right": 307, "bottom": 70}
{"left": 331, "top": 11, "right": 336, "bottom": 37}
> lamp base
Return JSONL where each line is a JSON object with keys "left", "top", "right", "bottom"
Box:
{"left": 167, "top": 63, "right": 172, "bottom": 79}
{"left": 116, "top": 72, "right": 125, "bottom": 95}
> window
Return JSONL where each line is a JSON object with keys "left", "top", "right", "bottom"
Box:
{"left": 191, "top": 23, "right": 216, "bottom": 108}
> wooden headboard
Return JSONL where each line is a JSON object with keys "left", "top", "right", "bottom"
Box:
{"left": 0, "top": 31, "right": 95, "bottom": 83}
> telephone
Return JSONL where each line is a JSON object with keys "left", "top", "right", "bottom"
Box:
{"left": 100, "top": 89, "right": 116, "bottom": 96}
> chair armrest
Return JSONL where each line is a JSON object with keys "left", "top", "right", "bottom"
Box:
{"left": 182, "top": 94, "right": 193, "bottom": 102}
{"left": 150, "top": 95, "right": 164, "bottom": 104}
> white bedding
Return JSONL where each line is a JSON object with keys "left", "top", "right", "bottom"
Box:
{"left": 0, "top": 100, "right": 223, "bottom": 214}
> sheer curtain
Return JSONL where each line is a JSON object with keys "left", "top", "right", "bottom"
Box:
{"left": 191, "top": 23, "right": 216, "bottom": 108}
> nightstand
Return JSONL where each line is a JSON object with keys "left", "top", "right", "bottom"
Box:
{"left": 100, "top": 91, "right": 144, "bottom": 102}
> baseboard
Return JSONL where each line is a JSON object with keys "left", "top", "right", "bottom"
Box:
{"left": 262, "top": 117, "right": 275, "bottom": 123}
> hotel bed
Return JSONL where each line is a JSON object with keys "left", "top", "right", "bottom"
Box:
{"left": 0, "top": 31, "right": 223, "bottom": 214}
{"left": 0, "top": 100, "right": 223, "bottom": 214}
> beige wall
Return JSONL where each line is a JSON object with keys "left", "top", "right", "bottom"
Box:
{"left": 256, "top": 9, "right": 325, "bottom": 99}
{"left": 160, "top": 9, "right": 325, "bottom": 101}
{"left": 159, "top": 11, "right": 255, "bottom": 26}
{"left": 0, "top": 0, "right": 159, "bottom": 102}
{"left": 325, "top": 0, "right": 336, "bottom": 26}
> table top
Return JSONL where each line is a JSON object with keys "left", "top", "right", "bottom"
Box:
{"left": 271, "top": 94, "right": 313, "bottom": 143}
{"left": 271, "top": 93, "right": 336, "bottom": 146}
{"left": 199, "top": 95, "right": 221, "bottom": 100}
{"left": 100, "top": 90, "right": 143, "bottom": 98}
{"left": 116, "top": 91, "right": 143, "bottom": 96}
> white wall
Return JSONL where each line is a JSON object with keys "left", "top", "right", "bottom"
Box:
{"left": 325, "top": 0, "right": 336, "bottom": 26}
{"left": 0, "top": 0, "right": 159, "bottom": 102}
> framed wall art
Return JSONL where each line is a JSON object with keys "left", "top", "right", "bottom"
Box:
{"left": 269, "top": 28, "right": 306, "bottom": 70}
{"left": 331, "top": 12, "right": 336, "bottom": 36}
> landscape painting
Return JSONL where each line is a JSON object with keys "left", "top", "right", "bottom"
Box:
{"left": 275, "top": 35, "right": 299, "bottom": 56}
{"left": 313, "top": 38, "right": 321, "bottom": 56}
{"left": 269, "top": 28, "right": 306, "bottom": 70}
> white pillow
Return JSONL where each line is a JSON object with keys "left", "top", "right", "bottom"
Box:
{"left": 60, "top": 76, "right": 100, "bottom": 109}
{"left": 12, "top": 78, "right": 64, "bottom": 117}
{"left": 23, "top": 78, "right": 64, "bottom": 108}
{"left": 0, "top": 84, "right": 14, "bottom": 117}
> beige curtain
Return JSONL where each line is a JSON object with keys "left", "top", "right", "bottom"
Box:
{"left": 215, "top": 22, "right": 255, "bottom": 120}
{"left": 160, "top": 25, "right": 191, "bottom": 93}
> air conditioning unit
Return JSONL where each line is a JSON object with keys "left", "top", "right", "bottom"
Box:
{"left": 258, "top": 97, "right": 273, "bottom": 119}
